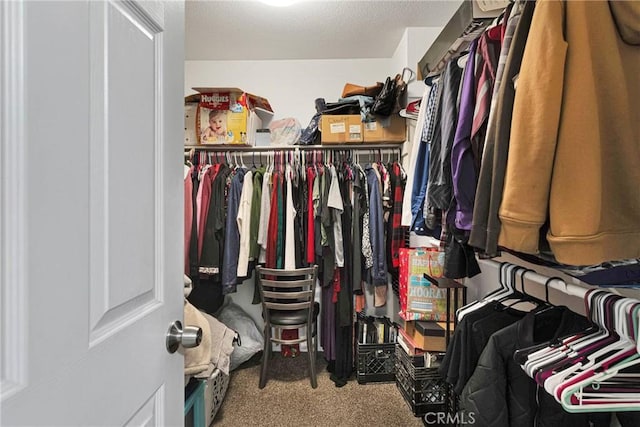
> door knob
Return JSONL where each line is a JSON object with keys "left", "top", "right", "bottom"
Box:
{"left": 166, "top": 320, "right": 202, "bottom": 354}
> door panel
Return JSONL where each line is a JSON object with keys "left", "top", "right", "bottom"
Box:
{"left": 89, "top": 0, "right": 161, "bottom": 340}
{"left": 0, "top": 0, "right": 28, "bottom": 403}
{"left": 1, "top": 1, "right": 184, "bottom": 425}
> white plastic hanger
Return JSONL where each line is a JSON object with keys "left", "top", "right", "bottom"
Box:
{"left": 523, "top": 290, "right": 609, "bottom": 376}
{"left": 558, "top": 301, "right": 640, "bottom": 411}
{"left": 457, "top": 263, "right": 527, "bottom": 321}
{"left": 519, "top": 291, "right": 605, "bottom": 386}
{"left": 542, "top": 297, "right": 634, "bottom": 397}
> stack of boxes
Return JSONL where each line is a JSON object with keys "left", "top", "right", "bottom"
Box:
{"left": 320, "top": 114, "right": 406, "bottom": 144}
{"left": 395, "top": 320, "right": 452, "bottom": 419}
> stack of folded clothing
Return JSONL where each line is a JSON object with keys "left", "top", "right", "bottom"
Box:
{"left": 400, "top": 99, "right": 421, "bottom": 120}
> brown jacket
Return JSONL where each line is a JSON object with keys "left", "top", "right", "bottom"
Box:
{"left": 499, "top": 0, "right": 640, "bottom": 265}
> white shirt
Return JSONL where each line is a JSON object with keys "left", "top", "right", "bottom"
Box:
{"left": 257, "top": 171, "right": 271, "bottom": 264}
{"left": 401, "top": 84, "right": 432, "bottom": 227}
{"left": 327, "top": 165, "right": 344, "bottom": 268}
{"left": 236, "top": 170, "right": 253, "bottom": 277}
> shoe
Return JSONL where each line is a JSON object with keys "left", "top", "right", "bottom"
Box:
{"left": 400, "top": 99, "right": 420, "bottom": 120}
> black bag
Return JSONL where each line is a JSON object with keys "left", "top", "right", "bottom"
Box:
{"left": 371, "top": 68, "right": 415, "bottom": 117}
{"left": 322, "top": 99, "right": 361, "bottom": 115}
{"left": 299, "top": 98, "right": 327, "bottom": 145}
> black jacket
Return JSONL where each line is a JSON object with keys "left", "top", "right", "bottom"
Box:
{"left": 459, "top": 307, "right": 599, "bottom": 427}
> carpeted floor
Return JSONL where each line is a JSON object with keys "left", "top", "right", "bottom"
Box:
{"left": 213, "top": 352, "right": 423, "bottom": 427}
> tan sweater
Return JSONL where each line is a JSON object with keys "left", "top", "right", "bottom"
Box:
{"left": 499, "top": 0, "right": 640, "bottom": 265}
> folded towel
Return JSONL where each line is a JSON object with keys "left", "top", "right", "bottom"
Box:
{"left": 183, "top": 301, "right": 212, "bottom": 376}
{"left": 201, "top": 311, "right": 236, "bottom": 376}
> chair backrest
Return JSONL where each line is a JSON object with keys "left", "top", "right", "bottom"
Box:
{"left": 256, "top": 266, "right": 318, "bottom": 324}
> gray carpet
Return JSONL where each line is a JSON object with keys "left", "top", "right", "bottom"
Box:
{"left": 213, "top": 352, "right": 423, "bottom": 426}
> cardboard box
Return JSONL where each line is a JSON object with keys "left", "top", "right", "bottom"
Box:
{"left": 402, "top": 320, "right": 449, "bottom": 352}
{"left": 320, "top": 114, "right": 363, "bottom": 144}
{"left": 184, "top": 103, "right": 198, "bottom": 145}
{"left": 402, "top": 319, "right": 416, "bottom": 337}
{"left": 414, "top": 321, "right": 446, "bottom": 352}
{"left": 185, "top": 87, "right": 274, "bottom": 146}
{"left": 363, "top": 115, "right": 406, "bottom": 142}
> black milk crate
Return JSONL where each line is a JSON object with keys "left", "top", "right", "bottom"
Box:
{"left": 395, "top": 345, "right": 451, "bottom": 417}
{"left": 396, "top": 342, "right": 446, "bottom": 377}
{"left": 356, "top": 342, "right": 396, "bottom": 384}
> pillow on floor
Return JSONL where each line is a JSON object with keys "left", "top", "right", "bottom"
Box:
{"left": 215, "top": 301, "right": 264, "bottom": 371}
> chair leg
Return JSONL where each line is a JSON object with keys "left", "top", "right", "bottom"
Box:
{"left": 308, "top": 327, "right": 317, "bottom": 389}
{"left": 259, "top": 326, "right": 271, "bottom": 389}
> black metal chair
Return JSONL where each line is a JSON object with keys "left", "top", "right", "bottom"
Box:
{"left": 255, "top": 265, "right": 319, "bottom": 389}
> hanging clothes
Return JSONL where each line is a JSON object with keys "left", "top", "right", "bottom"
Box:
{"left": 306, "top": 166, "right": 316, "bottom": 265}
{"left": 387, "top": 161, "right": 406, "bottom": 271}
{"left": 222, "top": 168, "right": 245, "bottom": 294}
{"left": 469, "top": 0, "right": 534, "bottom": 256}
{"left": 276, "top": 170, "right": 285, "bottom": 270}
{"left": 366, "top": 164, "right": 388, "bottom": 307}
{"left": 460, "top": 308, "right": 596, "bottom": 427}
{"left": 183, "top": 148, "right": 404, "bottom": 386}
{"left": 498, "top": 0, "right": 640, "bottom": 265}
{"left": 199, "top": 164, "right": 230, "bottom": 278}
{"left": 427, "top": 55, "right": 464, "bottom": 214}
{"left": 237, "top": 169, "right": 253, "bottom": 278}
{"left": 284, "top": 164, "right": 296, "bottom": 270}
{"left": 257, "top": 169, "right": 272, "bottom": 264}
{"left": 184, "top": 165, "right": 193, "bottom": 276}
{"left": 328, "top": 164, "right": 344, "bottom": 268}
{"left": 265, "top": 171, "right": 280, "bottom": 269}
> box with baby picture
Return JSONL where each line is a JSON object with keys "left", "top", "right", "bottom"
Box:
{"left": 185, "top": 87, "right": 274, "bottom": 146}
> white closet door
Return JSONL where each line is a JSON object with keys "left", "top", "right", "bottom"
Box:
{"left": 1, "top": 1, "right": 185, "bottom": 425}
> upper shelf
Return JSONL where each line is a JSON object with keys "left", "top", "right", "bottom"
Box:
{"left": 417, "top": 0, "right": 506, "bottom": 79}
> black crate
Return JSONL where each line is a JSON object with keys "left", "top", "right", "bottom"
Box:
{"left": 356, "top": 342, "right": 396, "bottom": 384}
{"left": 395, "top": 345, "right": 451, "bottom": 417}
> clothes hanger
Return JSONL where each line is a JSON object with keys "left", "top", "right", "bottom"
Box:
{"left": 528, "top": 292, "right": 623, "bottom": 388}
{"left": 569, "top": 303, "right": 640, "bottom": 401}
{"left": 556, "top": 299, "right": 640, "bottom": 410}
{"left": 536, "top": 295, "right": 627, "bottom": 391}
{"left": 456, "top": 262, "right": 508, "bottom": 319}
{"left": 456, "top": 263, "right": 521, "bottom": 320}
{"left": 523, "top": 290, "right": 610, "bottom": 378}
{"left": 513, "top": 277, "right": 586, "bottom": 366}
{"left": 500, "top": 267, "right": 545, "bottom": 307}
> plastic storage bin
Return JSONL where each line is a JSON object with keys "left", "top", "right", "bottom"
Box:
{"left": 395, "top": 345, "right": 451, "bottom": 417}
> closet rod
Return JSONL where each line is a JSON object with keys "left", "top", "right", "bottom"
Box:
{"left": 184, "top": 144, "right": 403, "bottom": 153}
{"left": 483, "top": 260, "right": 590, "bottom": 315}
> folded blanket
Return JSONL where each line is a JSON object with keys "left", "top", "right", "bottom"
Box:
{"left": 200, "top": 311, "right": 236, "bottom": 376}
{"left": 183, "top": 301, "right": 212, "bottom": 376}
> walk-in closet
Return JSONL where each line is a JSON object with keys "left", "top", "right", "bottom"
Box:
{"left": 2, "top": 1, "right": 639, "bottom": 426}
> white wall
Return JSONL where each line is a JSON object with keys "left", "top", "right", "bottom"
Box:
{"left": 392, "top": 27, "right": 442, "bottom": 100}
{"left": 186, "top": 58, "right": 393, "bottom": 126}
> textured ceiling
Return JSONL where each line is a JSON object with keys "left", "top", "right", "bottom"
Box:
{"left": 186, "top": 0, "right": 463, "bottom": 61}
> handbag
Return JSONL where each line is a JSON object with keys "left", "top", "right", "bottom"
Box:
{"left": 371, "top": 67, "right": 415, "bottom": 116}
{"left": 341, "top": 82, "right": 384, "bottom": 98}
